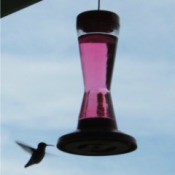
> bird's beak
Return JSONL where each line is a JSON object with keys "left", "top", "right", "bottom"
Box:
{"left": 46, "top": 144, "right": 54, "bottom": 146}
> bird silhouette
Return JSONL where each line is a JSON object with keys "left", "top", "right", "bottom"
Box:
{"left": 16, "top": 141, "right": 54, "bottom": 168}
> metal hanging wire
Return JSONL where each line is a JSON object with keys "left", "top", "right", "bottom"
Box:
{"left": 98, "top": 0, "right": 100, "bottom": 11}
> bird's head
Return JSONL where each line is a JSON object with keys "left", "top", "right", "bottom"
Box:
{"left": 38, "top": 142, "right": 54, "bottom": 149}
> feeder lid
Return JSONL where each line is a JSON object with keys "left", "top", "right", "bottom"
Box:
{"left": 77, "top": 10, "right": 120, "bottom": 33}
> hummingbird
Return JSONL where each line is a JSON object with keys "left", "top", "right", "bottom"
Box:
{"left": 16, "top": 141, "right": 54, "bottom": 168}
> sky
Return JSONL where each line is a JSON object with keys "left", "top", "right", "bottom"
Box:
{"left": 1, "top": 0, "right": 175, "bottom": 174}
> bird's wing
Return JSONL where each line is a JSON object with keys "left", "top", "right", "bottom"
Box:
{"left": 16, "top": 141, "right": 35, "bottom": 154}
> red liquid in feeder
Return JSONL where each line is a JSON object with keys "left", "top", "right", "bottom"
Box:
{"left": 78, "top": 34, "right": 118, "bottom": 121}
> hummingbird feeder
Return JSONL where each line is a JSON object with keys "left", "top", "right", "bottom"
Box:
{"left": 57, "top": 1, "right": 137, "bottom": 156}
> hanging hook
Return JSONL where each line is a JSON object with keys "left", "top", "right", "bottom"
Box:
{"left": 98, "top": 0, "right": 100, "bottom": 11}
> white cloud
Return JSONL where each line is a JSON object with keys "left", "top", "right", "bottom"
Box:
{"left": 1, "top": 54, "right": 82, "bottom": 130}
{"left": 112, "top": 56, "right": 175, "bottom": 136}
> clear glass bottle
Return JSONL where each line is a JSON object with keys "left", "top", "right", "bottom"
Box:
{"left": 77, "top": 10, "right": 119, "bottom": 130}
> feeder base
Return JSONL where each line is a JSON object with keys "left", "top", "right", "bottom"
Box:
{"left": 57, "top": 130, "right": 137, "bottom": 156}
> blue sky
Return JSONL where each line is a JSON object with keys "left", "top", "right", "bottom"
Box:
{"left": 1, "top": 0, "right": 175, "bottom": 174}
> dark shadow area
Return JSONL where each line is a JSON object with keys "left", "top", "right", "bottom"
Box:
{"left": 1, "top": 0, "right": 42, "bottom": 18}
